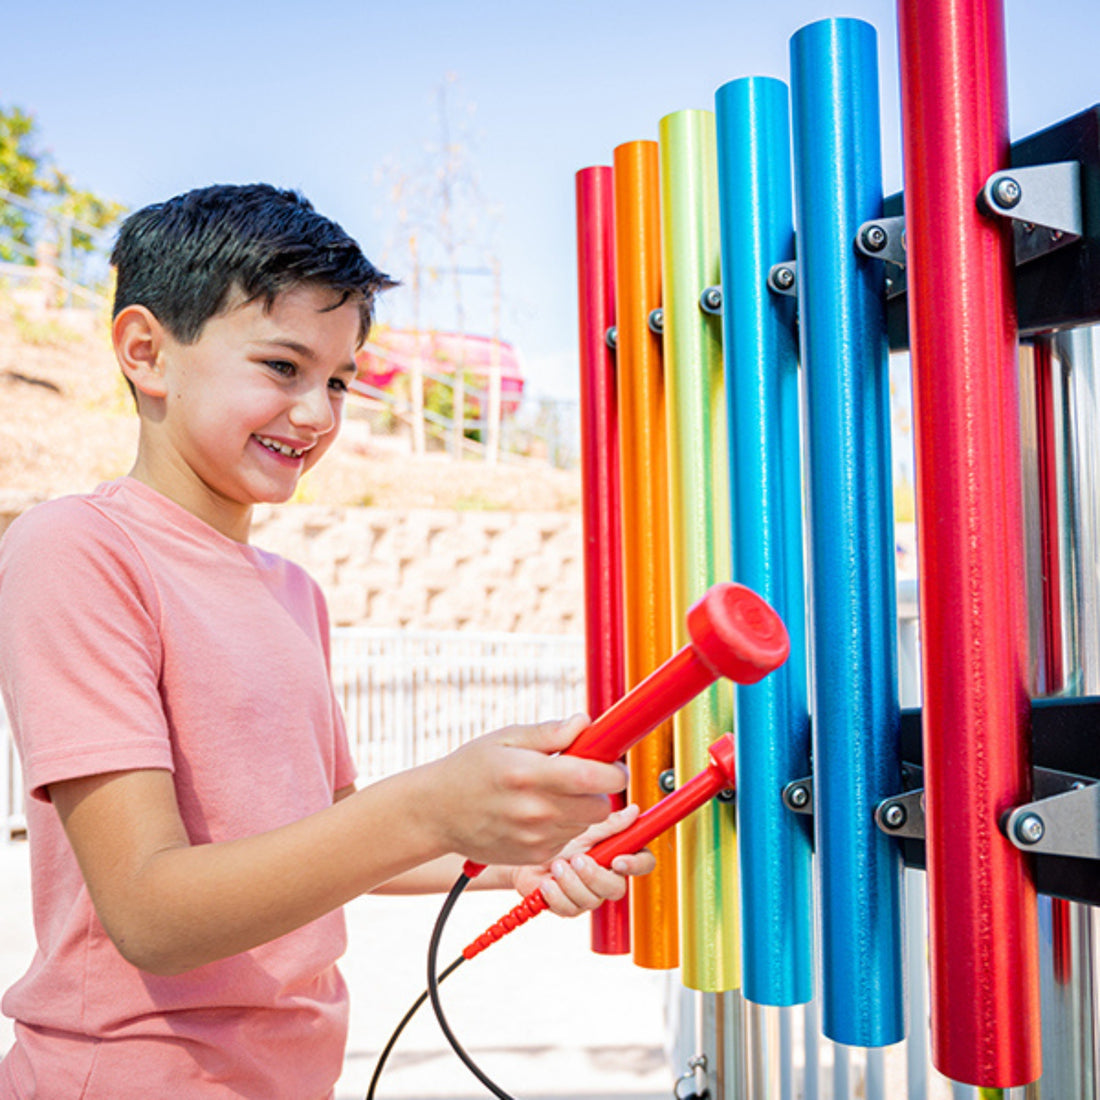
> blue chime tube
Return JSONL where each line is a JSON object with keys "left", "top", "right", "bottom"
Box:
{"left": 714, "top": 75, "right": 812, "bottom": 1009}
{"left": 789, "top": 18, "right": 904, "bottom": 1047}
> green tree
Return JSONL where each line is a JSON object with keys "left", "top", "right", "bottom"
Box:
{"left": 0, "top": 103, "right": 125, "bottom": 282}
{"left": 0, "top": 105, "right": 42, "bottom": 263}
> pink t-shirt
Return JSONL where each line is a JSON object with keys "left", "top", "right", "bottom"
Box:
{"left": 0, "top": 478, "right": 357, "bottom": 1099}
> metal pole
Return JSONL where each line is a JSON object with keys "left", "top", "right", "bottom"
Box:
{"left": 897, "top": 0, "right": 1041, "bottom": 1086}
{"left": 714, "top": 73, "right": 813, "bottom": 1012}
{"left": 574, "top": 165, "right": 630, "bottom": 955}
{"left": 1041, "top": 326, "right": 1100, "bottom": 1100}
{"left": 611, "top": 138, "right": 679, "bottom": 971}
{"left": 657, "top": 107, "right": 739, "bottom": 996}
{"left": 790, "top": 16, "right": 905, "bottom": 1049}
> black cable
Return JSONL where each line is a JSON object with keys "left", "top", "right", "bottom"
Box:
{"left": 366, "top": 872, "right": 518, "bottom": 1100}
{"left": 364, "top": 953, "right": 466, "bottom": 1100}
{"left": 426, "top": 874, "right": 517, "bottom": 1100}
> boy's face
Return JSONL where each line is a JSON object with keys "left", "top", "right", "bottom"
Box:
{"left": 135, "top": 283, "right": 361, "bottom": 539}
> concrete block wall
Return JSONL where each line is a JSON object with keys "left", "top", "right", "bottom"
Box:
{"left": 251, "top": 504, "right": 584, "bottom": 633}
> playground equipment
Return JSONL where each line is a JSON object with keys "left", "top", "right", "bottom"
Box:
{"left": 574, "top": 1, "right": 1100, "bottom": 1096}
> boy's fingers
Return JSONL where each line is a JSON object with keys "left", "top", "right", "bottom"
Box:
{"left": 498, "top": 713, "right": 591, "bottom": 754}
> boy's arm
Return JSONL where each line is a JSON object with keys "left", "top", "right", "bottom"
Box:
{"left": 49, "top": 715, "right": 646, "bottom": 976}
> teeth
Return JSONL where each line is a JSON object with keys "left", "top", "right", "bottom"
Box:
{"left": 256, "top": 435, "right": 305, "bottom": 458}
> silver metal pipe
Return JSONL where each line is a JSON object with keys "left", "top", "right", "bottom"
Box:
{"left": 905, "top": 867, "right": 929, "bottom": 1099}
{"left": 745, "top": 1003, "right": 781, "bottom": 1098}
{"left": 1045, "top": 327, "right": 1100, "bottom": 1100}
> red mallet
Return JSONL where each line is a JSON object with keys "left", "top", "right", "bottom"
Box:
{"left": 463, "top": 733, "right": 738, "bottom": 959}
{"left": 463, "top": 581, "right": 787, "bottom": 878}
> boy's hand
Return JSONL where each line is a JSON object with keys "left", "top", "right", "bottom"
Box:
{"left": 424, "top": 714, "right": 630, "bottom": 870}
{"left": 511, "top": 802, "right": 657, "bottom": 917}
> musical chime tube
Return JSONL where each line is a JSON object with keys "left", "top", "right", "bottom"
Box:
{"left": 566, "top": 3, "right": 1088, "bottom": 1093}
{"left": 713, "top": 75, "right": 813, "bottom": 1010}
{"left": 897, "top": 0, "right": 1042, "bottom": 1086}
{"left": 790, "top": 18, "right": 905, "bottom": 1048}
{"left": 574, "top": 165, "right": 631, "bottom": 956}
{"left": 611, "top": 139, "right": 680, "bottom": 970}
{"left": 658, "top": 108, "right": 739, "bottom": 994}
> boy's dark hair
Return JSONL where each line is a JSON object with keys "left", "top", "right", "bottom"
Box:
{"left": 111, "top": 183, "right": 396, "bottom": 345}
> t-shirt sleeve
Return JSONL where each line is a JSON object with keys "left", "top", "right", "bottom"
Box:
{"left": 0, "top": 499, "right": 175, "bottom": 802}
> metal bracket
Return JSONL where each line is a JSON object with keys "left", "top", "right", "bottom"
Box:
{"left": 874, "top": 788, "right": 926, "bottom": 839}
{"left": 1004, "top": 773, "right": 1099, "bottom": 860}
{"left": 978, "top": 160, "right": 1083, "bottom": 265}
{"left": 855, "top": 215, "right": 907, "bottom": 268}
{"left": 782, "top": 776, "right": 813, "bottom": 814}
{"left": 767, "top": 261, "right": 798, "bottom": 297}
{"left": 673, "top": 1054, "right": 710, "bottom": 1100}
{"left": 699, "top": 285, "right": 723, "bottom": 315}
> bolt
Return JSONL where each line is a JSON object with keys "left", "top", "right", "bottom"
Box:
{"left": 787, "top": 783, "right": 810, "bottom": 809}
{"left": 1015, "top": 812, "right": 1045, "bottom": 845}
{"left": 604, "top": 325, "right": 618, "bottom": 350}
{"left": 700, "top": 286, "right": 723, "bottom": 313}
{"left": 992, "top": 176, "right": 1022, "bottom": 210}
{"left": 771, "top": 265, "right": 796, "bottom": 292}
{"left": 860, "top": 223, "right": 888, "bottom": 253}
{"left": 881, "top": 802, "right": 907, "bottom": 830}
{"left": 717, "top": 787, "right": 736, "bottom": 803}
{"left": 658, "top": 768, "right": 676, "bottom": 794}
{"left": 647, "top": 307, "right": 664, "bottom": 335}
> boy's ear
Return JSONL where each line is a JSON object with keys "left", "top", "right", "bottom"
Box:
{"left": 113, "top": 305, "right": 169, "bottom": 398}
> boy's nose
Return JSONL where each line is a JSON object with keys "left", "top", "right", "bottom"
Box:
{"left": 289, "top": 384, "right": 337, "bottom": 434}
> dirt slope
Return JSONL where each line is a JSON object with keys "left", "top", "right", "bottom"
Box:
{"left": 0, "top": 305, "right": 581, "bottom": 514}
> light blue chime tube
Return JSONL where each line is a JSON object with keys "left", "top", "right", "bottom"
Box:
{"left": 714, "top": 75, "right": 812, "bottom": 1010}
{"left": 789, "top": 17, "right": 905, "bottom": 1047}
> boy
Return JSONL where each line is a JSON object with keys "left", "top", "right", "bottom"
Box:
{"left": 0, "top": 184, "right": 652, "bottom": 1098}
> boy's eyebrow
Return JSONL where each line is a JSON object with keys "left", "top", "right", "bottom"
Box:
{"left": 255, "top": 337, "right": 358, "bottom": 374}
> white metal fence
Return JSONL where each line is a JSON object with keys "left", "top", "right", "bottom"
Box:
{"left": 332, "top": 628, "right": 586, "bottom": 780}
{"left": 1, "top": 628, "right": 587, "bottom": 839}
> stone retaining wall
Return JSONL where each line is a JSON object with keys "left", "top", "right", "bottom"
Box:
{"left": 238, "top": 505, "right": 584, "bottom": 633}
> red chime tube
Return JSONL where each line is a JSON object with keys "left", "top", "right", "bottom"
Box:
{"left": 897, "top": 0, "right": 1041, "bottom": 1086}
{"left": 575, "top": 165, "right": 629, "bottom": 954}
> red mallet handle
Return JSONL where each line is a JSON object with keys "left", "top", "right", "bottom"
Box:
{"left": 462, "top": 583, "right": 786, "bottom": 878}
{"left": 462, "top": 734, "right": 737, "bottom": 960}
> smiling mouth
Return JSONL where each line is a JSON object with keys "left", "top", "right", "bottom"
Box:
{"left": 255, "top": 435, "right": 308, "bottom": 459}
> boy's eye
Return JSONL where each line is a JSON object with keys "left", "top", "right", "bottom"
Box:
{"left": 265, "top": 360, "right": 297, "bottom": 378}
{"left": 328, "top": 376, "right": 350, "bottom": 394}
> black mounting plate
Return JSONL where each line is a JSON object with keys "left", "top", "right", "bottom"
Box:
{"left": 898, "top": 696, "right": 1100, "bottom": 906}
{"left": 885, "top": 104, "right": 1100, "bottom": 350}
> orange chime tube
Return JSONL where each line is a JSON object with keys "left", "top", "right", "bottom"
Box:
{"left": 575, "top": 164, "right": 630, "bottom": 954}
{"left": 611, "top": 139, "right": 679, "bottom": 970}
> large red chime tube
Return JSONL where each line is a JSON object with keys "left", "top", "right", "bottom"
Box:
{"left": 575, "top": 165, "right": 630, "bottom": 955}
{"left": 897, "top": 0, "right": 1041, "bottom": 1086}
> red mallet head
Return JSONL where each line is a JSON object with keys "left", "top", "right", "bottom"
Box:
{"left": 687, "top": 582, "right": 790, "bottom": 684}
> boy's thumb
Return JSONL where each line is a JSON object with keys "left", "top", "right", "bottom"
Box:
{"left": 514, "top": 713, "right": 591, "bottom": 755}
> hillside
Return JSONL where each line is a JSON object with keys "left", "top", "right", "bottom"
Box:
{"left": 0, "top": 301, "right": 582, "bottom": 514}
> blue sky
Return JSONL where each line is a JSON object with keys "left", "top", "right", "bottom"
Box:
{"left": 4, "top": 1, "right": 1098, "bottom": 401}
